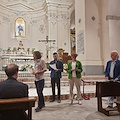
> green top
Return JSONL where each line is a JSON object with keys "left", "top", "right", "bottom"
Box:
{"left": 67, "top": 60, "right": 83, "bottom": 79}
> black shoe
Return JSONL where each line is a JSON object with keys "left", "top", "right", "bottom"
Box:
{"left": 35, "top": 107, "right": 41, "bottom": 112}
{"left": 105, "top": 106, "right": 113, "bottom": 111}
{"left": 42, "top": 105, "right": 45, "bottom": 108}
{"left": 50, "top": 99, "right": 55, "bottom": 102}
{"left": 57, "top": 99, "right": 61, "bottom": 103}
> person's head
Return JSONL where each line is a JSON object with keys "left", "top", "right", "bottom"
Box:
{"left": 111, "top": 50, "right": 118, "bottom": 61}
{"left": 33, "top": 51, "right": 42, "bottom": 60}
{"left": 71, "top": 53, "right": 78, "bottom": 61}
{"left": 53, "top": 52, "right": 58, "bottom": 61}
{"left": 5, "top": 64, "right": 19, "bottom": 79}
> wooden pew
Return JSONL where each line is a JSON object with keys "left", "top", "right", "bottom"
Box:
{"left": 96, "top": 81, "right": 120, "bottom": 116}
{"left": 0, "top": 97, "right": 37, "bottom": 120}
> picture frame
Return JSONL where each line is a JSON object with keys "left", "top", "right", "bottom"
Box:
{"left": 15, "top": 17, "right": 26, "bottom": 37}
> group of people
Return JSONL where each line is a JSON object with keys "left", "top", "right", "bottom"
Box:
{"left": 0, "top": 51, "right": 83, "bottom": 120}
{"left": 32, "top": 51, "right": 83, "bottom": 112}
{"left": 0, "top": 50, "right": 120, "bottom": 119}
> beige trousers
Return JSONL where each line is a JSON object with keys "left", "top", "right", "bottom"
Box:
{"left": 69, "top": 77, "right": 82, "bottom": 100}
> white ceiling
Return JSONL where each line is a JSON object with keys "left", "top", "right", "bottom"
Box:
{"left": 0, "top": 0, "right": 74, "bottom": 12}
{"left": 0, "top": 0, "right": 45, "bottom": 11}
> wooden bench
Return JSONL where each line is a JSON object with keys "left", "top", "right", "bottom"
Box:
{"left": 0, "top": 97, "right": 37, "bottom": 120}
{"left": 96, "top": 81, "right": 120, "bottom": 116}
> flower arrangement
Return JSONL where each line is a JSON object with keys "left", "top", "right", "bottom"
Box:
{"left": 27, "top": 48, "right": 30, "bottom": 55}
{"left": 20, "top": 64, "right": 33, "bottom": 71}
{"left": 12, "top": 47, "right": 17, "bottom": 53}
{"left": 32, "top": 48, "right": 35, "bottom": 53}
{"left": 63, "top": 64, "right": 68, "bottom": 73}
{"left": 7, "top": 47, "right": 11, "bottom": 53}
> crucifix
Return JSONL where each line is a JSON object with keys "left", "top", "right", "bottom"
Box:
{"left": 38, "top": 36, "right": 56, "bottom": 59}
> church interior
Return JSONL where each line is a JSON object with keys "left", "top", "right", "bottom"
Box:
{"left": 0, "top": 0, "right": 120, "bottom": 120}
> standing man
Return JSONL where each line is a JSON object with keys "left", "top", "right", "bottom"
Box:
{"left": 32, "top": 51, "right": 47, "bottom": 112}
{"left": 105, "top": 50, "right": 120, "bottom": 109}
{"left": 0, "top": 64, "right": 28, "bottom": 120}
{"left": 49, "top": 52, "right": 63, "bottom": 103}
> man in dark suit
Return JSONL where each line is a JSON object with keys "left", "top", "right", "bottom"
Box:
{"left": 0, "top": 64, "right": 28, "bottom": 120}
{"left": 105, "top": 50, "right": 120, "bottom": 109}
{"left": 49, "top": 52, "right": 63, "bottom": 103}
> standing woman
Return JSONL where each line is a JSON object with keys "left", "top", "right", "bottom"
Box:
{"left": 32, "top": 51, "right": 47, "bottom": 112}
{"left": 67, "top": 54, "right": 83, "bottom": 105}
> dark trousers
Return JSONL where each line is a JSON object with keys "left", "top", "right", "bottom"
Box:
{"left": 35, "top": 79, "right": 45, "bottom": 108}
{"left": 51, "top": 78, "right": 61, "bottom": 100}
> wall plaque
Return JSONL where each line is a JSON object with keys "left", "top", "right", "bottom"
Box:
{"left": 77, "top": 30, "right": 84, "bottom": 54}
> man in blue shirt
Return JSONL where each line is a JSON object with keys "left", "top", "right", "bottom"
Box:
{"left": 105, "top": 50, "right": 120, "bottom": 109}
{"left": 49, "top": 52, "right": 63, "bottom": 103}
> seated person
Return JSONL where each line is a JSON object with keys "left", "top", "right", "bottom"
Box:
{"left": 0, "top": 64, "right": 28, "bottom": 120}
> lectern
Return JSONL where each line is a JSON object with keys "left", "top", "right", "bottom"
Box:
{"left": 96, "top": 81, "right": 120, "bottom": 116}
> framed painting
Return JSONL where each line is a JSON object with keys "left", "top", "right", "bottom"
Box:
{"left": 15, "top": 17, "right": 26, "bottom": 37}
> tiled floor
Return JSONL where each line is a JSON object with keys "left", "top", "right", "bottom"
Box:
{"left": 32, "top": 98, "right": 120, "bottom": 120}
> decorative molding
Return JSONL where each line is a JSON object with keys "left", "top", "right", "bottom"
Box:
{"left": 6, "top": 3, "right": 35, "bottom": 10}
{"left": 61, "top": 13, "right": 69, "bottom": 25}
{"left": 2, "top": 0, "right": 27, "bottom": 3}
{"left": 3, "top": 16, "right": 10, "bottom": 23}
{"left": 39, "top": 24, "right": 45, "bottom": 34}
{"left": 91, "top": 16, "right": 95, "bottom": 21}
{"left": 106, "top": 15, "right": 120, "bottom": 21}
{"left": 14, "top": 11, "right": 26, "bottom": 16}
{"left": 47, "top": 12, "right": 58, "bottom": 25}
{"left": 46, "top": 0, "right": 74, "bottom": 6}
{"left": 30, "top": 20, "right": 38, "bottom": 25}
{"left": 0, "top": 0, "right": 45, "bottom": 12}
{"left": 46, "top": 12, "right": 69, "bottom": 26}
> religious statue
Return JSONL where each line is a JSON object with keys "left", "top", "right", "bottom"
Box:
{"left": 19, "top": 41, "right": 23, "bottom": 47}
{"left": 18, "top": 24, "right": 23, "bottom": 36}
{"left": 57, "top": 48, "right": 65, "bottom": 60}
{"left": 18, "top": 41, "right": 24, "bottom": 54}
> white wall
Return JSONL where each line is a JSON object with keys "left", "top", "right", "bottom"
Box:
{"left": 101, "top": 0, "right": 120, "bottom": 68}
{"left": 0, "top": 0, "right": 73, "bottom": 60}
{"left": 75, "top": 0, "right": 85, "bottom": 63}
{"left": 85, "top": 0, "right": 102, "bottom": 65}
{"left": 109, "top": 0, "right": 120, "bottom": 53}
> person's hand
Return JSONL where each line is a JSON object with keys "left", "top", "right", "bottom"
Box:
{"left": 32, "top": 71, "right": 35, "bottom": 75}
{"left": 71, "top": 69, "right": 75, "bottom": 71}
{"left": 105, "top": 77, "right": 109, "bottom": 80}
{"left": 55, "top": 69, "right": 59, "bottom": 72}
{"left": 32, "top": 71, "right": 38, "bottom": 75}
{"left": 75, "top": 68, "right": 78, "bottom": 71}
{"left": 115, "top": 78, "right": 119, "bottom": 81}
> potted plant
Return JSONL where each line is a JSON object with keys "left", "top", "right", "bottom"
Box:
{"left": 27, "top": 48, "right": 30, "bottom": 55}
{"left": 12, "top": 47, "right": 17, "bottom": 54}
{"left": 32, "top": 48, "right": 35, "bottom": 54}
{"left": 7, "top": 47, "right": 11, "bottom": 54}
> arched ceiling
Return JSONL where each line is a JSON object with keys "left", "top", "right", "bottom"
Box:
{"left": 0, "top": 0, "right": 45, "bottom": 11}
{"left": 0, "top": 0, "right": 74, "bottom": 12}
